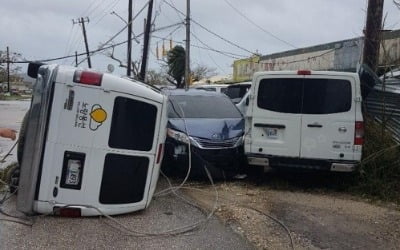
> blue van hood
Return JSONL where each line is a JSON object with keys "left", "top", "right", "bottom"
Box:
{"left": 168, "top": 118, "right": 244, "bottom": 140}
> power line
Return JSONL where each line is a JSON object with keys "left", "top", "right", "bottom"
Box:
{"left": 162, "top": 0, "right": 255, "bottom": 55}
{"left": 77, "top": 1, "right": 151, "bottom": 66}
{"left": 152, "top": 35, "right": 246, "bottom": 59}
{"left": 190, "top": 31, "right": 241, "bottom": 59}
{"left": 6, "top": 22, "right": 183, "bottom": 65}
{"left": 223, "top": 0, "right": 297, "bottom": 49}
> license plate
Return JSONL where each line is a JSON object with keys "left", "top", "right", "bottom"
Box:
{"left": 266, "top": 128, "right": 278, "bottom": 139}
{"left": 65, "top": 160, "right": 81, "bottom": 185}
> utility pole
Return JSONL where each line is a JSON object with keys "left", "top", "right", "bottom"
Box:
{"left": 138, "top": 0, "right": 154, "bottom": 81}
{"left": 127, "top": 0, "right": 133, "bottom": 76}
{"left": 6, "top": 46, "right": 10, "bottom": 93}
{"left": 185, "top": 0, "right": 191, "bottom": 89}
{"left": 73, "top": 17, "right": 92, "bottom": 68}
{"left": 362, "top": 0, "right": 384, "bottom": 72}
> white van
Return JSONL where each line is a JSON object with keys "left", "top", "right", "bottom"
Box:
{"left": 17, "top": 64, "right": 168, "bottom": 216}
{"left": 245, "top": 70, "right": 364, "bottom": 172}
{"left": 192, "top": 84, "right": 228, "bottom": 94}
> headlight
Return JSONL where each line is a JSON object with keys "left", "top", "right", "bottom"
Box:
{"left": 167, "top": 128, "right": 190, "bottom": 144}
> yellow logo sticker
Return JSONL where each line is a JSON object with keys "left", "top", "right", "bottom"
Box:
{"left": 89, "top": 104, "right": 107, "bottom": 131}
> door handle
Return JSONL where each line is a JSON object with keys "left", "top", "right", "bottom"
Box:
{"left": 254, "top": 123, "right": 286, "bottom": 129}
{"left": 307, "top": 123, "right": 323, "bottom": 128}
{"left": 338, "top": 127, "right": 347, "bottom": 133}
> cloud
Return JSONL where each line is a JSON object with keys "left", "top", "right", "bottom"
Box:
{"left": 0, "top": 0, "right": 399, "bottom": 76}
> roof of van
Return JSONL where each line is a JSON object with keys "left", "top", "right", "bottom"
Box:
{"left": 55, "top": 65, "right": 165, "bottom": 103}
{"left": 163, "top": 88, "right": 227, "bottom": 97}
{"left": 253, "top": 70, "right": 359, "bottom": 78}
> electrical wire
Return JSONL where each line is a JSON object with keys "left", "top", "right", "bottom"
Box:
{"left": 162, "top": 0, "right": 255, "bottom": 55}
{"left": 8, "top": 22, "right": 182, "bottom": 65}
{"left": 151, "top": 35, "right": 246, "bottom": 59}
{"left": 223, "top": 0, "right": 297, "bottom": 49}
{"left": 91, "top": 0, "right": 122, "bottom": 27}
{"left": 76, "top": 1, "right": 150, "bottom": 66}
{"left": 0, "top": 140, "right": 18, "bottom": 164}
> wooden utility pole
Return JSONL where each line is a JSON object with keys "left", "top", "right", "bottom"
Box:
{"left": 6, "top": 46, "right": 10, "bottom": 93}
{"left": 127, "top": 0, "right": 133, "bottom": 76}
{"left": 73, "top": 17, "right": 92, "bottom": 68}
{"left": 138, "top": 0, "right": 154, "bottom": 81}
{"left": 362, "top": 0, "right": 384, "bottom": 72}
{"left": 185, "top": 0, "right": 191, "bottom": 89}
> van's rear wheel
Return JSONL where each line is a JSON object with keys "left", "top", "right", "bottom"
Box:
{"left": 17, "top": 110, "right": 29, "bottom": 165}
{"left": 5, "top": 163, "right": 20, "bottom": 194}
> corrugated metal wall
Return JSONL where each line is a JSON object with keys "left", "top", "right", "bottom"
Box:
{"left": 364, "top": 76, "right": 400, "bottom": 143}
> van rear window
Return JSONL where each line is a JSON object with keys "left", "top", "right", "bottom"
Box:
{"left": 109, "top": 97, "right": 157, "bottom": 151}
{"left": 257, "top": 79, "right": 303, "bottom": 114}
{"left": 302, "top": 79, "right": 351, "bottom": 114}
{"left": 257, "top": 78, "right": 352, "bottom": 114}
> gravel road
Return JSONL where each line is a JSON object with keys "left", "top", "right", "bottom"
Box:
{"left": 184, "top": 181, "right": 400, "bottom": 250}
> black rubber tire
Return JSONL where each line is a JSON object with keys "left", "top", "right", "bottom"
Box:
{"left": 17, "top": 110, "right": 29, "bottom": 165}
{"left": 6, "top": 163, "right": 20, "bottom": 194}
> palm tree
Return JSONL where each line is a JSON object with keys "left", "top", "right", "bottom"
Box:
{"left": 167, "top": 45, "right": 185, "bottom": 88}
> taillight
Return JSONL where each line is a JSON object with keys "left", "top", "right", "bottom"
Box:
{"left": 354, "top": 121, "right": 364, "bottom": 145}
{"left": 73, "top": 70, "right": 103, "bottom": 86}
{"left": 297, "top": 70, "right": 311, "bottom": 75}
{"left": 53, "top": 207, "right": 82, "bottom": 217}
{"left": 156, "top": 143, "right": 164, "bottom": 164}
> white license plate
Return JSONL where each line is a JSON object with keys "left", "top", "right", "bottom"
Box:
{"left": 65, "top": 160, "right": 81, "bottom": 185}
{"left": 266, "top": 128, "right": 278, "bottom": 139}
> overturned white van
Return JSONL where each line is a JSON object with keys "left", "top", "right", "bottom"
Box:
{"left": 17, "top": 64, "right": 167, "bottom": 216}
{"left": 245, "top": 70, "right": 364, "bottom": 172}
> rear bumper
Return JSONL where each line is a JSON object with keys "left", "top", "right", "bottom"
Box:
{"left": 246, "top": 154, "right": 358, "bottom": 172}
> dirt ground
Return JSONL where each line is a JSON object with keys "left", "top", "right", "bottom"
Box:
{"left": 183, "top": 177, "right": 400, "bottom": 250}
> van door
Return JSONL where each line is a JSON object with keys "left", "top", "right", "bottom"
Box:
{"left": 300, "top": 77, "right": 355, "bottom": 160}
{"left": 250, "top": 76, "right": 303, "bottom": 157}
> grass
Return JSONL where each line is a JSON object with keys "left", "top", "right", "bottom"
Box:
{"left": 350, "top": 118, "right": 400, "bottom": 202}
{"left": 0, "top": 94, "right": 31, "bottom": 101}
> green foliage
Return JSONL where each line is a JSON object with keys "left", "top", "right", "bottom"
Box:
{"left": 351, "top": 118, "right": 400, "bottom": 202}
{"left": 0, "top": 50, "right": 23, "bottom": 83}
{"left": 167, "top": 45, "right": 185, "bottom": 88}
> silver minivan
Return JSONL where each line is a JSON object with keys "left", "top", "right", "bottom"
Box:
{"left": 245, "top": 70, "right": 364, "bottom": 172}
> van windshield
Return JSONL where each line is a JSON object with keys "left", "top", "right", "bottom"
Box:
{"left": 257, "top": 78, "right": 352, "bottom": 114}
{"left": 168, "top": 95, "right": 242, "bottom": 119}
{"left": 225, "top": 85, "right": 251, "bottom": 103}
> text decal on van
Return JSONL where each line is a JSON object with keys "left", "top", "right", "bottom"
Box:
{"left": 75, "top": 101, "right": 89, "bottom": 128}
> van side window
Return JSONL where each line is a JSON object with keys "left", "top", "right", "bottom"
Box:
{"left": 109, "top": 97, "right": 157, "bottom": 151}
{"left": 257, "top": 79, "right": 302, "bottom": 113}
{"left": 302, "top": 79, "right": 351, "bottom": 114}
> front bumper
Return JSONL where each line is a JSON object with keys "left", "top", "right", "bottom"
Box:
{"left": 163, "top": 138, "right": 244, "bottom": 172}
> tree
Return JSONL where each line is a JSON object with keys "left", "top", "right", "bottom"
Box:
{"left": 146, "top": 67, "right": 169, "bottom": 85}
{"left": 0, "top": 49, "right": 23, "bottom": 84}
{"left": 167, "top": 45, "right": 185, "bottom": 88}
{"left": 191, "top": 64, "right": 218, "bottom": 82}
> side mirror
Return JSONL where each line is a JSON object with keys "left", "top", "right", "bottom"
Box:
{"left": 245, "top": 97, "right": 249, "bottom": 106}
{"left": 27, "top": 62, "right": 45, "bottom": 79}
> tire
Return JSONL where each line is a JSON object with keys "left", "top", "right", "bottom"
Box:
{"left": 5, "top": 163, "right": 20, "bottom": 194}
{"left": 17, "top": 110, "right": 29, "bottom": 165}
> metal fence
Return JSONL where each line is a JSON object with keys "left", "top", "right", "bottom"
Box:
{"left": 364, "top": 76, "right": 400, "bottom": 143}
